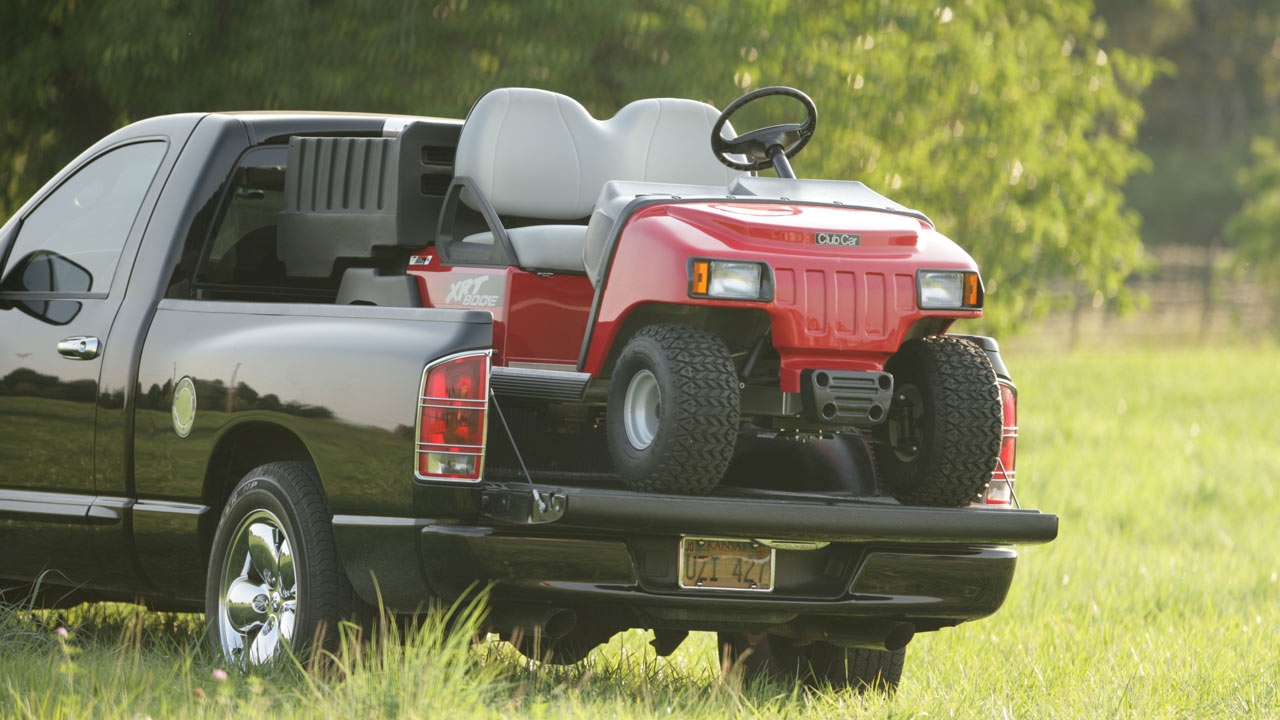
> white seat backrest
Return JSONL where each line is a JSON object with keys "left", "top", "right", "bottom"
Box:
{"left": 454, "top": 88, "right": 742, "bottom": 220}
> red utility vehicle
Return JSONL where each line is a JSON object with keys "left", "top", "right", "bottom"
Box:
{"left": 408, "top": 86, "right": 1009, "bottom": 507}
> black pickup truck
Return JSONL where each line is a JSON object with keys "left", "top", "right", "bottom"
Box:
{"left": 0, "top": 108, "right": 1057, "bottom": 689}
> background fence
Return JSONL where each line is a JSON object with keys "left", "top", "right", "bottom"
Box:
{"left": 1008, "top": 244, "right": 1276, "bottom": 352}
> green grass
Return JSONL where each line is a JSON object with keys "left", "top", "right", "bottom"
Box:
{"left": 4, "top": 346, "right": 1279, "bottom": 718}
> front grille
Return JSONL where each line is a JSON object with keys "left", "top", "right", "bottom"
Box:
{"left": 773, "top": 267, "right": 916, "bottom": 343}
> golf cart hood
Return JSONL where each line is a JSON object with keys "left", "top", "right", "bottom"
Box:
{"left": 584, "top": 177, "right": 983, "bottom": 389}
{"left": 583, "top": 173, "right": 968, "bottom": 272}
{"left": 726, "top": 176, "right": 933, "bottom": 226}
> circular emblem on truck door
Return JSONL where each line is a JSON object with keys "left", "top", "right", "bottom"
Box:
{"left": 172, "top": 376, "right": 197, "bottom": 437}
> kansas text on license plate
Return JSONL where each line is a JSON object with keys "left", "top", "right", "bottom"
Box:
{"left": 678, "top": 537, "right": 775, "bottom": 591}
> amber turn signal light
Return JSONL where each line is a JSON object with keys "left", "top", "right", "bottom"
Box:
{"left": 964, "top": 272, "right": 982, "bottom": 308}
{"left": 691, "top": 260, "right": 710, "bottom": 295}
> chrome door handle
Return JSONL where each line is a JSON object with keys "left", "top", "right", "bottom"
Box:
{"left": 57, "top": 336, "right": 102, "bottom": 360}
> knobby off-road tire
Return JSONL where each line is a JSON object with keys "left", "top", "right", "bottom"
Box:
{"left": 718, "top": 632, "right": 905, "bottom": 692}
{"left": 607, "top": 324, "right": 740, "bottom": 494}
{"left": 206, "top": 461, "right": 364, "bottom": 667}
{"left": 874, "top": 336, "right": 1002, "bottom": 507}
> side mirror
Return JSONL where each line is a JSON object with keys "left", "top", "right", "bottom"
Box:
{"left": 1, "top": 249, "right": 93, "bottom": 294}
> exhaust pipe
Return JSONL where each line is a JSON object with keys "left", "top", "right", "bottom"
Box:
{"left": 489, "top": 604, "right": 578, "bottom": 641}
{"left": 823, "top": 620, "right": 915, "bottom": 651}
{"left": 784, "top": 618, "right": 916, "bottom": 651}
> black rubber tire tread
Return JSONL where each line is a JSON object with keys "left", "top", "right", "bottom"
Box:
{"left": 205, "top": 461, "right": 366, "bottom": 664}
{"left": 805, "top": 641, "right": 906, "bottom": 691}
{"left": 717, "top": 632, "right": 904, "bottom": 692}
{"left": 607, "top": 323, "right": 740, "bottom": 495}
{"left": 874, "top": 336, "right": 1002, "bottom": 507}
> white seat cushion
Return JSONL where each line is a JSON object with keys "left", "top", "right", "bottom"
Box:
{"left": 453, "top": 88, "right": 746, "bottom": 276}
{"left": 454, "top": 88, "right": 743, "bottom": 220}
{"left": 461, "top": 225, "right": 589, "bottom": 274}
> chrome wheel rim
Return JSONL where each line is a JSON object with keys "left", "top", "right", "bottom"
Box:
{"left": 623, "top": 369, "right": 661, "bottom": 450}
{"left": 217, "top": 509, "right": 298, "bottom": 665}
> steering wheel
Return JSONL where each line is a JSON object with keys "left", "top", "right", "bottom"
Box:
{"left": 711, "top": 86, "right": 817, "bottom": 176}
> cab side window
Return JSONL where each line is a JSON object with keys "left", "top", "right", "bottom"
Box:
{"left": 0, "top": 141, "right": 167, "bottom": 294}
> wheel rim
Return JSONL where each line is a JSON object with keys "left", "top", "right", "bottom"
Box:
{"left": 887, "top": 383, "right": 925, "bottom": 463}
{"left": 217, "top": 509, "right": 298, "bottom": 665}
{"left": 623, "top": 369, "right": 661, "bottom": 450}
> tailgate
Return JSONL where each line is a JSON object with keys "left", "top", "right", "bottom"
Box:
{"left": 480, "top": 482, "right": 1058, "bottom": 545}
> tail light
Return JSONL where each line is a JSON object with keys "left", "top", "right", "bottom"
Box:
{"left": 416, "top": 351, "right": 490, "bottom": 482}
{"left": 985, "top": 380, "right": 1018, "bottom": 505}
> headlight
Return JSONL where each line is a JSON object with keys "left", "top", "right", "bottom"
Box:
{"left": 918, "top": 270, "right": 983, "bottom": 309}
{"left": 689, "top": 260, "right": 769, "bottom": 301}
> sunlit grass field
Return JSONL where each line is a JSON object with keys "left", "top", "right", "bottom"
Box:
{"left": 3, "top": 346, "right": 1278, "bottom": 719}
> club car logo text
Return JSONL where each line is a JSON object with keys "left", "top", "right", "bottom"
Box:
{"left": 814, "top": 232, "right": 860, "bottom": 247}
{"left": 442, "top": 275, "right": 503, "bottom": 307}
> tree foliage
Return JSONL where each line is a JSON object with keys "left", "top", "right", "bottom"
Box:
{"left": 1227, "top": 137, "right": 1280, "bottom": 303}
{"left": 1, "top": 0, "right": 1156, "bottom": 328}
{"left": 1099, "top": 0, "right": 1280, "bottom": 251}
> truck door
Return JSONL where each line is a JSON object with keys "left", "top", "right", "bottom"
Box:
{"left": 0, "top": 139, "right": 168, "bottom": 585}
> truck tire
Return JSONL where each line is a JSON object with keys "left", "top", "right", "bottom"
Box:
{"left": 873, "top": 336, "right": 1002, "bottom": 507}
{"left": 718, "top": 632, "right": 905, "bottom": 691}
{"left": 205, "top": 461, "right": 363, "bottom": 666}
{"left": 607, "top": 324, "right": 740, "bottom": 494}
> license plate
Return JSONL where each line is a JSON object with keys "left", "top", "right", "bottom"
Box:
{"left": 678, "top": 537, "right": 774, "bottom": 591}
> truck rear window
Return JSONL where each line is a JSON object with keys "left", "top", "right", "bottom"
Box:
{"left": 190, "top": 146, "right": 338, "bottom": 302}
